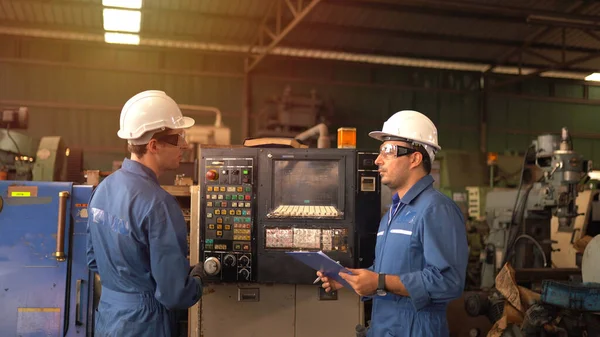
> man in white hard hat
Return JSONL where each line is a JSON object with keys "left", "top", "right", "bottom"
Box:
{"left": 317, "top": 110, "right": 468, "bottom": 336}
{"left": 86, "top": 90, "right": 205, "bottom": 337}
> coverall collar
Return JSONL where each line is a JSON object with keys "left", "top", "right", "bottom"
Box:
{"left": 121, "top": 158, "right": 160, "bottom": 185}
{"left": 392, "top": 174, "right": 434, "bottom": 205}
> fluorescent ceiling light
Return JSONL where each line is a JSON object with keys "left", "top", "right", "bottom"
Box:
{"left": 585, "top": 73, "right": 600, "bottom": 82}
{"left": 104, "top": 32, "right": 140, "bottom": 45}
{"left": 102, "top": 0, "right": 143, "bottom": 9}
{"left": 103, "top": 8, "right": 141, "bottom": 33}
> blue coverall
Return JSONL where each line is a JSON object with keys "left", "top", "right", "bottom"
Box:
{"left": 366, "top": 175, "right": 468, "bottom": 337}
{"left": 86, "top": 159, "right": 202, "bottom": 337}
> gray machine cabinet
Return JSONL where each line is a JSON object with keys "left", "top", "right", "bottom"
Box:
{"left": 189, "top": 186, "right": 364, "bottom": 337}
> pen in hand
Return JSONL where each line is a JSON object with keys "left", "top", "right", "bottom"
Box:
{"left": 313, "top": 261, "right": 340, "bottom": 284}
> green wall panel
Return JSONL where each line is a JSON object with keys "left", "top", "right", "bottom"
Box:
{"left": 1, "top": 35, "right": 600, "bottom": 177}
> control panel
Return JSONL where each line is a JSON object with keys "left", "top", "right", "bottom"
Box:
{"left": 201, "top": 154, "right": 256, "bottom": 282}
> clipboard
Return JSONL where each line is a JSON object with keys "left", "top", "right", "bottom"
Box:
{"left": 286, "top": 250, "right": 354, "bottom": 291}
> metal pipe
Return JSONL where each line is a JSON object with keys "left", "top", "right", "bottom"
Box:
{"left": 295, "top": 123, "right": 330, "bottom": 148}
{"left": 53, "top": 191, "right": 69, "bottom": 262}
{"left": 178, "top": 104, "right": 223, "bottom": 127}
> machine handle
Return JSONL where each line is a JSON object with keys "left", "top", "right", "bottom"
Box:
{"left": 75, "top": 279, "right": 83, "bottom": 325}
{"left": 570, "top": 228, "right": 581, "bottom": 245}
{"left": 53, "top": 191, "right": 70, "bottom": 262}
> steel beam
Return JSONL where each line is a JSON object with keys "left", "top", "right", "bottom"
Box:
{"left": 490, "top": 51, "right": 600, "bottom": 89}
{"left": 484, "top": 1, "right": 589, "bottom": 74}
{"left": 245, "top": 0, "right": 322, "bottom": 73}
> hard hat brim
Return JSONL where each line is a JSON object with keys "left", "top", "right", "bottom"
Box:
{"left": 177, "top": 116, "right": 195, "bottom": 129}
{"left": 368, "top": 131, "right": 442, "bottom": 151}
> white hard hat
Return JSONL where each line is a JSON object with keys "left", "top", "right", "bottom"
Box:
{"left": 369, "top": 110, "right": 441, "bottom": 161}
{"left": 117, "top": 90, "right": 195, "bottom": 145}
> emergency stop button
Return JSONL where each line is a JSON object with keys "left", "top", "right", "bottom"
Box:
{"left": 206, "top": 169, "right": 218, "bottom": 181}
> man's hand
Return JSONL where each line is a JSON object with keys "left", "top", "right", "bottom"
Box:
{"left": 338, "top": 268, "right": 378, "bottom": 297}
{"left": 316, "top": 271, "right": 343, "bottom": 293}
{"left": 189, "top": 264, "right": 205, "bottom": 281}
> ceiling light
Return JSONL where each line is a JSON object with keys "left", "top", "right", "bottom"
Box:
{"left": 585, "top": 73, "right": 600, "bottom": 82}
{"left": 102, "top": 0, "right": 143, "bottom": 9}
{"left": 103, "top": 8, "right": 141, "bottom": 33}
{"left": 104, "top": 32, "right": 140, "bottom": 45}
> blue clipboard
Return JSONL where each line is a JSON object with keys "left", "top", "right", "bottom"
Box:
{"left": 286, "top": 250, "right": 354, "bottom": 291}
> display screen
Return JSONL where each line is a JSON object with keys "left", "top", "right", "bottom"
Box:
{"left": 273, "top": 160, "right": 339, "bottom": 206}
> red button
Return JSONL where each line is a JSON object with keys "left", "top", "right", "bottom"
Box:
{"left": 244, "top": 195, "right": 251, "bottom": 200}
{"left": 205, "top": 170, "right": 218, "bottom": 181}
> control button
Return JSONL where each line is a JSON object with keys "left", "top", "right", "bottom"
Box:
{"left": 207, "top": 186, "right": 213, "bottom": 192}
{"left": 242, "top": 210, "right": 246, "bottom": 216}
{"left": 236, "top": 210, "right": 242, "bottom": 215}
{"left": 225, "top": 195, "right": 231, "bottom": 200}
{"left": 234, "top": 244, "right": 241, "bottom": 250}
{"left": 208, "top": 224, "right": 215, "bottom": 230}
{"left": 227, "top": 186, "right": 236, "bottom": 192}
{"left": 242, "top": 177, "right": 249, "bottom": 183}
{"left": 232, "top": 202, "right": 238, "bottom": 207}
{"left": 206, "top": 170, "right": 218, "bottom": 181}
{"left": 207, "top": 201, "right": 213, "bottom": 207}
{"left": 224, "top": 225, "right": 231, "bottom": 230}
{"left": 218, "top": 195, "right": 224, "bottom": 200}
{"left": 221, "top": 209, "right": 227, "bottom": 214}
{"left": 220, "top": 201, "right": 227, "bottom": 207}
{"left": 237, "top": 187, "right": 243, "bottom": 192}
{"left": 229, "top": 210, "right": 235, "bottom": 215}
{"left": 238, "top": 268, "right": 250, "bottom": 281}
{"left": 245, "top": 217, "right": 251, "bottom": 222}
{"left": 245, "top": 187, "right": 251, "bottom": 192}
{"left": 211, "top": 195, "right": 217, "bottom": 200}
{"left": 217, "top": 224, "right": 223, "bottom": 230}
{"left": 215, "top": 210, "right": 221, "bottom": 215}
{"left": 239, "top": 255, "right": 251, "bottom": 267}
{"left": 207, "top": 213, "right": 213, "bottom": 218}
{"left": 234, "top": 217, "right": 239, "bottom": 223}
{"left": 243, "top": 244, "right": 250, "bottom": 251}
{"left": 220, "top": 186, "right": 226, "bottom": 192}
{"left": 245, "top": 202, "right": 251, "bottom": 208}
{"left": 203, "top": 257, "right": 221, "bottom": 276}
{"left": 224, "top": 254, "right": 236, "bottom": 267}
{"left": 232, "top": 195, "right": 238, "bottom": 200}
{"left": 216, "top": 230, "right": 223, "bottom": 237}
{"left": 246, "top": 210, "right": 251, "bottom": 216}
{"left": 217, "top": 217, "right": 223, "bottom": 224}
{"left": 244, "top": 195, "right": 251, "bottom": 201}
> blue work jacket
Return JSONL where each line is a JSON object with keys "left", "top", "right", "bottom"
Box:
{"left": 86, "top": 158, "right": 201, "bottom": 337}
{"left": 367, "top": 175, "right": 468, "bottom": 337}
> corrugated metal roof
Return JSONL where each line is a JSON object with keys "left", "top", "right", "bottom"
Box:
{"left": 2, "top": 0, "right": 600, "bottom": 72}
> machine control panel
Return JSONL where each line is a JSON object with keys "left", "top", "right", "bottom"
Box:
{"left": 202, "top": 157, "right": 255, "bottom": 282}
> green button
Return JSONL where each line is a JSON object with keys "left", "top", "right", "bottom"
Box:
{"left": 245, "top": 187, "right": 251, "bottom": 192}
{"left": 243, "top": 169, "right": 248, "bottom": 174}
{"left": 225, "top": 195, "right": 231, "bottom": 200}
{"left": 232, "top": 195, "right": 238, "bottom": 200}
{"left": 238, "top": 195, "right": 244, "bottom": 200}
{"left": 234, "top": 217, "right": 239, "bottom": 223}
{"left": 245, "top": 217, "right": 251, "bottom": 222}
{"left": 242, "top": 210, "right": 247, "bottom": 216}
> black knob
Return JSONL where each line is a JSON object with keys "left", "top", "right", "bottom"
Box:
{"left": 238, "top": 268, "right": 250, "bottom": 281}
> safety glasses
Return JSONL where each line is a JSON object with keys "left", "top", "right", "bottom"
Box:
{"left": 378, "top": 143, "right": 417, "bottom": 159}
{"left": 153, "top": 131, "right": 187, "bottom": 147}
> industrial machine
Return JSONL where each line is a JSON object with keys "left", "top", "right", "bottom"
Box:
{"left": 189, "top": 146, "right": 380, "bottom": 337}
{"left": 0, "top": 128, "right": 74, "bottom": 182}
{"left": 253, "top": 86, "right": 335, "bottom": 142}
{"left": 480, "top": 127, "right": 591, "bottom": 288}
{"left": 0, "top": 181, "right": 96, "bottom": 336}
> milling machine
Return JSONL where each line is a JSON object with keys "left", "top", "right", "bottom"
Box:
{"left": 480, "top": 127, "right": 591, "bottom": 289}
